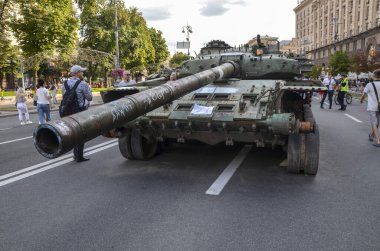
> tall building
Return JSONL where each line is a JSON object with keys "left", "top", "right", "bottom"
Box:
{"left": 294, "top": 0, "right": 380, "bottom": 65}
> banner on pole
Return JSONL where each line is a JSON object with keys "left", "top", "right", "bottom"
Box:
{"left": 177, "top": 41, "right": 190, "bottom": 49}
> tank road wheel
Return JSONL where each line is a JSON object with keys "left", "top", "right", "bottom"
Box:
{"left": 118, "top": 129, "right": 135, "bottom": 160}
{"left": 287, "top": 133, "right": 304, "bottom": 173}
{"left": 287, "top": 127, "right": 320, "bottom": 175}
{"left": 304, "top": 125, "right": 320, "bottom": 175}
{"left": 130, "top": 128, "right": 158, "bottom": 160}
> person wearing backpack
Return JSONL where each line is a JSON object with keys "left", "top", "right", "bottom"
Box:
{"left": 62, "top": 65, "right": 93, "bottom": 162}
{"left": 360, "top": 68, "right": 380, "bottom": 147}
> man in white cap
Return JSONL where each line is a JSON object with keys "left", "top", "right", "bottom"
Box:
{"left": 169, "top": 72, "right": 177, "bottom": 81}
{"left": 62, "top": 64, "right": 93, "bottom": 162}
{"left": 118, "top": 70, "right": 136, "bottom": 87}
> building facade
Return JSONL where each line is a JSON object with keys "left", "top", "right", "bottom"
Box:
{"left": 294, "top": 0, "right": 380, "bottom": 65}
{"left": 279, "top": 38, "right": 298, "bottom": 54}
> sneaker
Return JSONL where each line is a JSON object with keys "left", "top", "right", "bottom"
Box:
{"left": 26, "top": 120, "right": 33, "bottom": 124}
{"left": 20, "top": 121, "right": 25, "bottom": 125}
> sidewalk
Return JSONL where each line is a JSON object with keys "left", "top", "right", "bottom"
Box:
{"left": 0, "top": 93, "right": 104, "bottom": 118}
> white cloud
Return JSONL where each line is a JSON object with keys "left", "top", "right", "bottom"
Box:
{"left": 199, "top": 0, "right": 247, "bottom": 17}
{"left": 140, "top": 7, "right": 171, "bottom": 21}
{"left": 199, "top": 0, "right": 229, "bottom": 16}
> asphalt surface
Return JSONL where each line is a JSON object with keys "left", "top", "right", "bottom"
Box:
{"left": 1, "top": 98, "right": 380, "bottom": 250}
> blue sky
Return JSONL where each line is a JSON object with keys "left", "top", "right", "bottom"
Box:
{"left": 123, "top": 0, "right": 299, "bottom": 56}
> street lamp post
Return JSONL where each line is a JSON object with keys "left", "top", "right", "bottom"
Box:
{"left": 10, "top": 59, "right": 15, "bottom": 89}
{"left": 182, "top": 24, "right": 192, "bottom": 56}
{"left": 114, "top": 0, "right": 120, "bottom": 69}
{"left": 20, "top": 60, "right": 25, "bottom": 89}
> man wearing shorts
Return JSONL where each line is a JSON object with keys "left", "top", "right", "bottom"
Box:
{"left": 360, "top": 68, "right": 380, "bottom": 146}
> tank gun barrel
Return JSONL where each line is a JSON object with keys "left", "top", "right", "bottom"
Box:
{"left": 34, "top": 62, "right": 239, "bottom": 159}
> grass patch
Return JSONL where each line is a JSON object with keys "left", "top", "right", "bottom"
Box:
{"left": 0, "top": 107, "right": 17, "bottom": 111}
{"left": 1, "top": 91, "right": 16, "bottom": 97}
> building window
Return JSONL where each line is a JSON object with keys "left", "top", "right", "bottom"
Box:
{"left": 349, "top": 0, "right": 353, "bottom": 13}
{"left": 357, "top": 40, "right": 361, "bottom": 49}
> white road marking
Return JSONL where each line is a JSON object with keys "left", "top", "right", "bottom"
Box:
{"left": 206, "top": 145, "right": 252, "bottom": 196}
{"left": 344, "top": 113, "right": 363, "bottom": 123}
{"left": 0, "top": 136, "right": 33, "bottom": 145}
{"left": 0, "top": 142, "right": 118, "bottom": 187}
{"left": 0, "top": 128, "right": 12, "bottom": 131}
{"left": 324, "top": 102, "right": 329, "bottom": 106}
{"left": 0, "top": 139, "right": 117, "bottom": 181}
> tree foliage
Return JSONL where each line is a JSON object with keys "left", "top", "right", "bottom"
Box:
{"left": 119, "top": 7, "right": 155, "bottom": 71}
{"left": 0, "top": 0, "right": 21, "bottom": 89}
{"left": 148, "top": 27, "right": 169, "bottom": 71}
{"left": 10, "top": 0, "right": 79, "bottom": 86}
{"left": 350, "top": 51, "right": 380, "bottom": 73}
{"left": 5, "top": 0, "right": 170, "bottom": 85}
{"left": 77, "top": 1, "right": 168, "bottom": 74}
{"left": 328, "top": 51, "right": 351, "bottom": 75}
{"left": 12, "top": 0, "right": 79, "bottom": 58}
{"left": 310, "top": 64, "right": 322, "bottom": 79}
{"left": 0, "top": 0, "right": 13, "bottom": 65}
{"left": 169, "top": 52, "right": 190, "bottom": 68}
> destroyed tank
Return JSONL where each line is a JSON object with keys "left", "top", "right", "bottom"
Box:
{"left": 34, "top": 35, "right": 326, "bottom": 175}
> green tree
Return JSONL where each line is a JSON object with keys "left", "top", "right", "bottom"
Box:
{"left": 77, "top": 2, "right": 156, "bottom": 75}
{"left": 76, "top": 0, "right": 114, "bottom": 83}
{"left": 310, "top": 64, "right": 322, "bottom": 79}
{"left": 169, "top": 52, "right": 190, "bottom": 68}
{"left": 328, "top": 51, "right": 351, "bottom": 75}
{"left": 0, "top": 0, "right": 20, "bottom": 89}
{"left": 350, "top": 51, "right": 380, "bottom": 73}
{"left": 120, "top": 7, "right": 155, "bottom": 71}
{"left": 148, "top": 27, "right": 169, "bottom": 72}
{"left": 12, "top": 0, "right": 79, "bottom": 85}
{"left": 350, "top": 52, "right": 368, "bottom": 73}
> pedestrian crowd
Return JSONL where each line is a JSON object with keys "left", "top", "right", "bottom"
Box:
{"left": 318, "top": 73, "right": 349, "bottom": 110}
{"left": 315, "top": 69, "right": 380, "bottom": 148}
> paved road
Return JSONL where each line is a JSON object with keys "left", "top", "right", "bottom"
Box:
{"left": 0, "top": 99, "right": 380, "bottom": 250}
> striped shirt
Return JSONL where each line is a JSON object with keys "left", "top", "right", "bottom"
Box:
{"left": 62, "top": 77, "right": 93, "bottom": 108}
